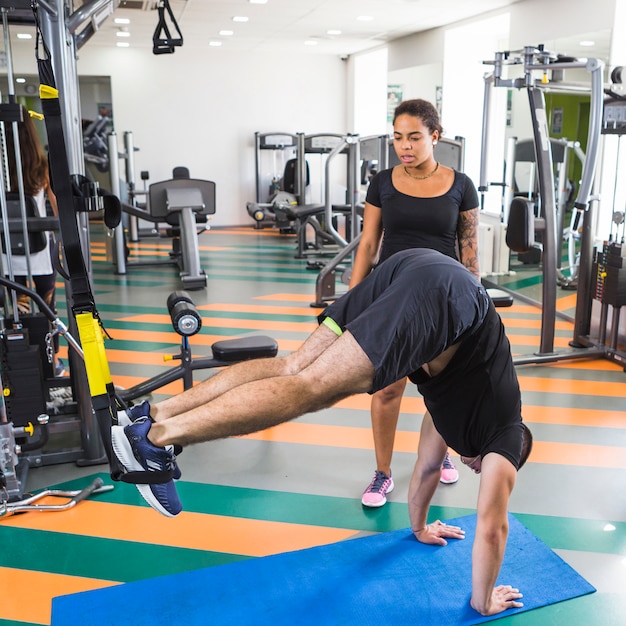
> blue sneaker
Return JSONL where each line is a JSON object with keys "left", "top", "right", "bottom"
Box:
{"left": 117, "top": 399, "right": 151, "bottom": 427}
{"left": 117, "top": 401, "right": 181, "bottom": 479}
{"left": 111, "top": 417, "right": 182, "bottom": 517}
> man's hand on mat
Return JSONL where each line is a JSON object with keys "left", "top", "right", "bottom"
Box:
{"left": 413, "top": 519, "right": 465, "bottom": 545}
{"left": 471, "top": 585, "right": 524, "bottom": 616}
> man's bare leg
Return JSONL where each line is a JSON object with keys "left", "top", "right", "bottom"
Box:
{"left": 151, "top": 324, "right": 340, "bottom": 422}
{"left": 148, "top": 330, "right": 375, "bottom": 448}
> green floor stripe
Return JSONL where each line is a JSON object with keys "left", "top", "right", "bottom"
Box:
{"left": 0, "top": 526, "right": 247, "bottom": 582}
{"left": 91, "top": 274, "right": 317, "bottom": 287}
{"left": 496, "top": 593, "right": 626, "bottom": 625}
{"left": 496, "top": 273, "right": 544, "bottom": 291}
{"left": 0, "top": 619, "right": 39, "bottom": 626}
{"left": 45, "top": 475, "right": 626, "bottom": 555}
{"left": 514, "top": 513, "right": 626, "bottom": 555}
{"left": 104, "top": 340, "right": 180, "bottom": 352}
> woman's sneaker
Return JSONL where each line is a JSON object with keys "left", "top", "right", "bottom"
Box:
{"left": 111, "top": 417, "right": 182, "bottom": 517}
{"left": 116, "top": 401, "right": 181, "bottom": 479}
{"left": 361, "top": 470, "right": 394, "bottom": 508}
{"left": 440, "top": 452, "right": 459, "bottom": 484}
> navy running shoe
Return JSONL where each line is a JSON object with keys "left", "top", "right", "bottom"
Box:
{"left": 116, "top": 401, "right": 182, "bottom": 479}
{"left": 111, "top": 417, "right": 182, "bottom": 517}
{"left": 117, "top": 399, "right": 151, "bottom": 427}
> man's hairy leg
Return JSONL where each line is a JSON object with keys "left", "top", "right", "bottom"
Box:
{"left": 148, "top": 330, "right": 375, "bottom": 448}
{"left": 151, "top": 324, "right": 340, "bottom": 422}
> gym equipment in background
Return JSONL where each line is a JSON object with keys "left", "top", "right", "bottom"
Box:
{"left": 246, "top": 132, "right": 302, "bottom": 232}
{"left": 498, "top": 136, "right": 585, "bottom": 286}
{"left": 311, "top": 133, "right": 388, "bottom": 307}
{"left": 115, "top": 166, "right": 216, "bottom": 290}
{"left": 1, "top": 476, "right": 112, "bottom": 518}
{"left": 480, "top": 44, "right": 615, "bottom": 366}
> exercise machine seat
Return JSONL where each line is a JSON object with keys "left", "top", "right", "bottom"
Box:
{"left": 212, "top": 335, "right": 278, "bottom": 362}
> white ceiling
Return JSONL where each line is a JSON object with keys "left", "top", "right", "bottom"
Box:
{"left": 79, "top": 0, "right": 522, "bottom": 55}
{"left": 4, "top": 1, "right": 612, "bottom": 63}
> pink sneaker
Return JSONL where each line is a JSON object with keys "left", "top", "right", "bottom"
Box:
{"left": 361, "top": 470, "right": 394, "bottom": 507}
{"left": 440, "top": 452, "right": 459, "bottom": 484}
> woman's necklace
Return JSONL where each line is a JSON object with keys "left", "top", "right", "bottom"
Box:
{"left": 403, "top": 161, "right": 439, "bottom": 181}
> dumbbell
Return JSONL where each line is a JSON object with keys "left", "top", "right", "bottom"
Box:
{"left": 167, "top": 291, "right": 202, "bottom": 337}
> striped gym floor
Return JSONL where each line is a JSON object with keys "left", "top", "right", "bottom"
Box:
{"left": 1, "top": 226, "right": 625, "bottom": 625}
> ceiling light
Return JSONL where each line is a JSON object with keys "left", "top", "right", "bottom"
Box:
{"left": 114, "top": 18, "right": 130, "bottom": 25}
{"left": 232, "top": 16, "right": 249, "bottom": 22}
{"left": 249, "top": 0, "right": 268, "bottom": 4}
{"left": 116, "top": 31, "right": 130, "bottom": 37}
{"left": 16, "top": 33, "right": 32, "bottom": 40}
{"left": 357, "top": 15, "right": 374, "bottom": 21}
{"left": 209, "top": 41, "right": 223, "bottom": 47}
{"left": 116, "top": 42, "right": 130, "bottom": 48}
{"left": 219, "top": 30, "right": 234, "bottom": 36}
{"left": 579, "top": 40, "right": 595, "bottom": 47}
{"left": 16, "top": 77, "right": 26, "bottom": 83}
{"left": 327, "top": 30, "right": 342, "bottom": 36}
{"left": 603, "top": 523, "right": 616, "bottom": 531}
{"left": 304, "top": 40, "right": 319, "bottom": 46}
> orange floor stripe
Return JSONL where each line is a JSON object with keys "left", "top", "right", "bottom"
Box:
{"left": 0, "top": 566, "right": 117, "bottom": 625}
{"left": 243, "top": 421, "right": 626, "bottom": 467}
{"left": 335, "top": 394, "right": 626, "bottom": 428}
{"left": 518, "top": 376, "right": 624, "bottom": 397}
{"left": 335, "top": 394, "right": 426, "bottom": 413}
{"left": 197, "top": 303, "right": 320, "bottom": 317}
{"left": 509, "top": 335, "right": 579, "bottom": 348}
{"left": 556, "top": 293, "right": 578, "bottom": 311}
{"left": 528, "top": 440, "right": 626, "bottom": 468}
{"left": 501, "top": 318, "right": 573, "bottom": 330}
{"left": 545, "top": 358, "right": 625, "bottom": 371}
{"left": 205, "top": 228, "right": 284, "bottom": 237}
{"left": 104, "top": 328, "right": 242, "bottom": 346}
{"left": 2, "top": 500, "right": 358, "bottom": 558}
{"left": 254, "top": 293, "right": 324, "bottom": 305}
{"left": 522, "top": 405, "right": 626, "bottom": 428}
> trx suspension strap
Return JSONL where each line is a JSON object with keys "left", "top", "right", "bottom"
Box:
{"left": 32, "top": 7, "right": 172, "bottom": 487}
{"left": 153, "top": 0, "right": 184, "bottom": 55}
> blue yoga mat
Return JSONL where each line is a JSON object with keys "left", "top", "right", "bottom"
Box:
{"left": 51, "top": 514, "right": 595, "bottom": 625}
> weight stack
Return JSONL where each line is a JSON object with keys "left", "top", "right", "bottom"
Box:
{"left": 0, "top": 327, "right": 47, "bottom": 427}
{"left": 603, "top": 243, "right": 626, "bottom": 307}
{"left": 6, "top": 313, "right": 55, "bottom": 380}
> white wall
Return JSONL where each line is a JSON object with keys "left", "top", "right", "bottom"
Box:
{"left": 441, "top": 13, "right": 511, "bottom": 192}
{"left": 351, "top": 47, "right": 388, "bottom": 136}
{"left": 8, "top": 42, "right": 348, "bottom": 227}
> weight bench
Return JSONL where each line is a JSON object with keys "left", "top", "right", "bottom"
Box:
{"left": 118, "top": 291, "right": 278, "bottom": 402}
{"left": 486, "top": 287, "right": 514, "bottom": 308}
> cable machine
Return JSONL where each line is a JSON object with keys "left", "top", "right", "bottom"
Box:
{"left": 480, "top": 44, "right": 612, "bottom": 365}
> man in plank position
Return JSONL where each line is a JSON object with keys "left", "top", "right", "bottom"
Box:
{"left": 113, "top": 248, "right": 532, "bottom": 617}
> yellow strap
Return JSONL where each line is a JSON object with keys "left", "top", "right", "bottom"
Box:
{"left": 76, "top": 312, "right": 113, "bottom": 397}
{"left": 29, "top": 110, "right": 44, "bottom": 121}
{"left": 39, "top": 84, "right": 58, "bottom": 99}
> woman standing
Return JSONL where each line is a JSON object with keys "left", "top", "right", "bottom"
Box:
{"left": 3, "top": 113, "right": 61, "bottom": 374}
{"left": 352, "top": 99, "right": 480, "bottom": 507}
